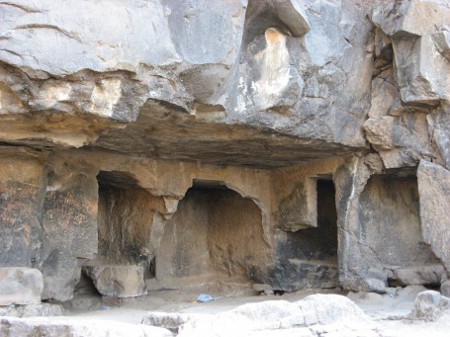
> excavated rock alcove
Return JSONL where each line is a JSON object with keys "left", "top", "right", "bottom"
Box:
{"left": 95, "top": 170, "right": 156, "bottom": 267}
{"left": 274, "top": 179, "right": 338, "bottom": 291}
{"left": 80, "top": 170, "right": 162, "bottom": 297}
{"left": 1, "top": 0, "right": 450, "bottom": 335}
{"left": 156, "top": 181, "right": 269, "bottom": 289}
{"left": 359, "top": 173, "right": 443, "bottom": 288}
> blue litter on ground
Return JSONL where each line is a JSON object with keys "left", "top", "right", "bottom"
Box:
{"left": 196, "top": 294, "right": 221, "bottom": 303}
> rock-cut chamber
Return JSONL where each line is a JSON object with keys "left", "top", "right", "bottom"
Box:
{"left": 155, "top": 180, "right": 270, "bottom": 289}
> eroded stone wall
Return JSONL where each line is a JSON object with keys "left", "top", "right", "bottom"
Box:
{"left": 156, "top": 186, "right": 270, "bottom": 288}
{"left": 0, "top": 0, "right": 450, "bottom": 304}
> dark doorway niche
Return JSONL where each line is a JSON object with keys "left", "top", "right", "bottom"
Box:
{"left": 155, "top": 180, "right": 269, "bottom": 289}
{"left": 274, "top": 178, "right": 339, "bottom": 290}
{"left": 83, "top": 171, "right": 158, "bottom": 278}
{"left": 288, "top": 179, "right": 337, "bottom": 261}
{"left": 73, "top": 268, "right": 101, "bottom": 297}
{"left": 75, "top": 170, "right": 160, "bottom": 299}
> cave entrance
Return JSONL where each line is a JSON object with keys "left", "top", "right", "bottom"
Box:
{"left": 277, "top": 178, "right": 339, "bottom": 290}
{"left": 359, "top": 173, "right": 441, "bottom": 287}
{"left": 95, "top": 170, "right": 155, "bottom": 270}
{"left": 155, "top": 180, "right": 269, "bottom": 290}
{"left": 77, "top": 171, "right": 160, "bottom": 298}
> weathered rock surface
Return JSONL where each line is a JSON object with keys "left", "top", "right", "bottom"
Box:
{"left": 0, "top": 317, "right": 172, "bottom": 337}
{"left": 40, "top": 165, "right": 99, "bottom": 302}
{"left": 429, "top": 105, "right": 450, "bottom": 169}
{"left": 0, "top": 268, "right": 43, "bottom": 306}
{"left": 85, "top": 265, "right": 146, "bottom": 298}
{"left": 373, "top": 0, "right": 450, "bottom": 105}
{"left": 409, "top": 290, "right": 450, "bottom": 321}
{"left": 417, "top": 161, "right": 450, "bottom": 272}
{"left": 155, "top": 186, "right": 270, "bottom": 288}
{"left": 142, "top": 294, "right": 376, "bottom": 337}
{"left": 0, "top": 150, "right": 46, "bottom": 268}
{"left": 0, "top": 0, "right": 373, "bottom": 168}
{"left": 0, "top": 0, "right": 450, "bottom": 307}
{"left": 141, "top": 312, "right": 208, "bottom": 334}
{"left": 441, "top": 280, "right": 450, "bottom": 298}
{"left": 366, "top": 0, "right": 450, "bottom": 171}
{"left": 0, "top": 303, "right": 62, "bottom": 317}
{"left": 392, "top": 265, "right": 444, "bottom": 287}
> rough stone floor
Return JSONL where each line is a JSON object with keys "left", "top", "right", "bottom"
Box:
{"left": 2, "top": 286, "right": 450, "bottom": 337}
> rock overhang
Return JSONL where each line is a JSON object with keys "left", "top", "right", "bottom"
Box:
{"left": 0, "top": 0, "right": 372, "bottom": 168}
{"left": 0, "top": 0, "right": 450, "bottom": 308}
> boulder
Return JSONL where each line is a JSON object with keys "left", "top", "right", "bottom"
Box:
{"left": 0, "top": 268, "right": 43, "bottom": 306}
{"left": 85, "top": 265, "right": 146, "bottom": 298}
{"left": 0, "top": 0, "right": 179, "bottom": 75}
{"left": 363, "top": 113, "right": 432, "bottom": 168}
{"left": 409, "top": 290, "right": 450, "bottom": 321}
{"left": 142, "top": 294, "right": 372, "bottom": 337}
{"left": 362, "top": 278, "right": 387, "bottom": 294}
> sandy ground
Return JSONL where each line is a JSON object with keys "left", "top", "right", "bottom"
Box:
{"left": 55, "top": 286, "right": 450, "bottom": 336}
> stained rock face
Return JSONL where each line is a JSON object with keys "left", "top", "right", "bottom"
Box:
{"left": 0, "top": 0, "right": 449, "bottom": 305}
{"left": 0, "top": 150, "right": 46, "bottom": 268}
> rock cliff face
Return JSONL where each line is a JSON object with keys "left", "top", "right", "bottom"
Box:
{"left": 0, "top": 0, "right": 449, "bottom": 302}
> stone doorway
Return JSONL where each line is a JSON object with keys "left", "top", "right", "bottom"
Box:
{"left": 275, "top": 178, "right": 339, "bottom": 290}
{"left": 78, "top": 170, "right": 160, "bottom": 298}
{"left": 154, "top": 180, "right": 270, "bottom": 289}
{"left": 95, "top": 170, "right": 156, "bottom": 268}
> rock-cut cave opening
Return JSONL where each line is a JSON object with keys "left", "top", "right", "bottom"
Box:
{"left": 155, "top": 180, "right": 270, "bottom": 290}
{"left": 359, "top": 173, "right": 442, "bottom": 287}
{"left": 95, "top": 170, "right": 156, "bottom": 270}
{"left": 275, "top": 179, "right": 339, "bottom": 290}
{"left": 75, "top": 170, "right": 158, "bottom": 297}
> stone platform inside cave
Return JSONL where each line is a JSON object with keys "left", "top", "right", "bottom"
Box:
{"left": 1, "top": 0, "right": 450, "bottom": 336}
